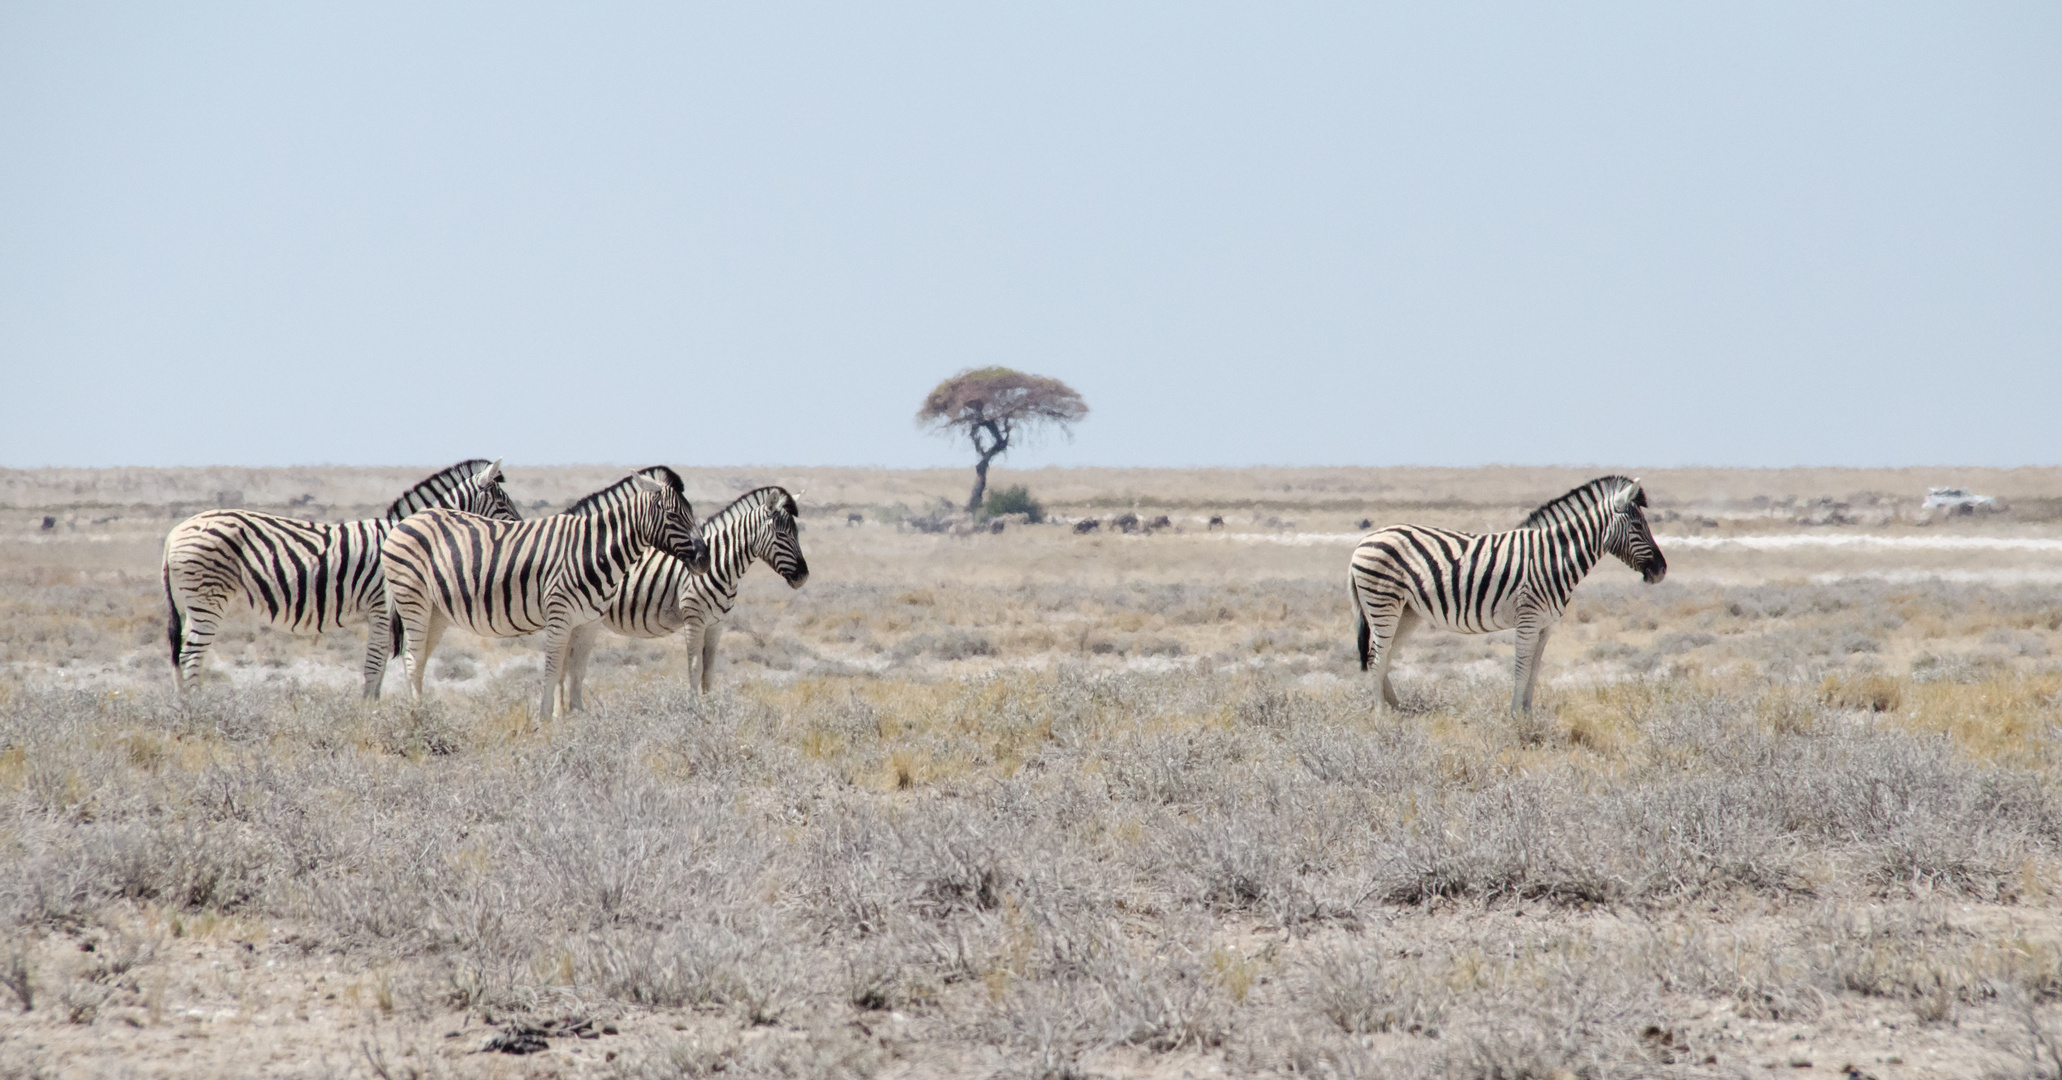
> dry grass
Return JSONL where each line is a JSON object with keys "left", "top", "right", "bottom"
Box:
{"left": 2, "top": 465, "right": 2062, "bottom": 1078}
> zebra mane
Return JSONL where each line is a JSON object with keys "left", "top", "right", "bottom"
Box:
{"left": 1518, "top": 476, "right": 1642, "bottom": 530}
{"left": 705, "top": 486, "right": 797, "bottom": 529}
{"left": 383, "top": 459, "right": 497, "bottom": 522}
{"left": 564, "top": 466, "right": 685, "bottom": 515}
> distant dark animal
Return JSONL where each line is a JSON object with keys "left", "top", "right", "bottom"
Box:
{"left": 1349, "top": 476, "right": 1667, "bottom": 715}
{"left": 1073, "top": 518, "right": 1101, "bottom": 534}
{"left": 1207, "top": 516, "right": 1225, "bottom": 530}
{"left": 162, "top": 459, "right": 519, "bottom": 697}
{"left": 1112, "top": 513, "right": 1140, "bottom": 533}
{"left": 1145, "top": 515, "right": 1173, "bottom": 531}
{"left": 847, "top": 512, "right": 864, "bottom": 526}
{"left": 40, "top": 516, "right": 55, "bottom": 531}
{"left": 1357, "top": 518, "right": 1373, "bottom": 530}
{"left": 989, "top": 519, "right": 1006, "bottom": 534}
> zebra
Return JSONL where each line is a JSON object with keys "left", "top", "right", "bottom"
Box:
{"left": 559, "top": 485, "right": 809, "bottom": 707}
{"left": 1348, "top": 476, "right": 1667, "bottom": 714}
{"left": 161, "top": 459, "right": 520, "bottom": 697}
{"left": 379, "top": 468, "right": 709, "bottom": 719}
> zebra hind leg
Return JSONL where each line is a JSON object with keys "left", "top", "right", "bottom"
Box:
{"left": 1354, "top": 591, "right": 1414, "bottom": 712}
{"left": 360, "top": 605, "right": 393, "bottom": 700}
{"left": 399, "top": 609, "right": 447, "bottom": 699}
{"left": 1379, "top": 608, "right": 1420, "bottom": 709}
{"left": 171, "top": 599, "right": 222, "bottom": 694}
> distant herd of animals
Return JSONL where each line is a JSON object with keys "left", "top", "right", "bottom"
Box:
{"left": 158, "top": 461, "right": 1663, "bottom": 718}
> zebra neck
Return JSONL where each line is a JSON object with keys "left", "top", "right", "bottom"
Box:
{"left": 594, "top": 514, "right": 656, "bottom": 581}
{"left": 701, "top": 517, "right": 766, "bottom": 592}
{"left": 1552, "top": 518, "right": 1606, "bottom": 577}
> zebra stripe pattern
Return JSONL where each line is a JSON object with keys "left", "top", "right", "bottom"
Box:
{"left": 161, "top": 459, "right": 519, "bottom": 696}
{"left": 562, "top": 485, "right": 809, "bottom": 707}
{"left": 379, "top": 468, "right": 710, "bottom": 719}
{"left": 1348, "top": 475, "right": 1667, "bottom": 714}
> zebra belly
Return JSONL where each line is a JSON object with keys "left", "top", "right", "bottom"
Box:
{"left": 224, "top": 533, "right": 380, "bottom": 635}
{"left": 1407, "top": 593, "right": 1521, "bottom": 636}
{"left": 433, "top": 572, "right": 606, "bottom": 640}
{"left": 437, "top": 600, "right": 565, "bottom": 640}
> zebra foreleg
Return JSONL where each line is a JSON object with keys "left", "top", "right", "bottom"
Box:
{"left": 1510, "top": 609, "right": 1555, "bottom": 715}
{"left": 680, "top": 624, "right": 707, "bottom": 696}
{"left": 563, "top": 622, "right": 600, "bottom": 713}
{"left": 538, "top": 618, "right": 578, "bottom": 721}
{"left": 698, "top": 623, "right": 723, "bottom": 694}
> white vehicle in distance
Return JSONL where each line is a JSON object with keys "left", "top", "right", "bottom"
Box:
{"left": 1922, "top": 487, "right": 1998, "bottom": 514}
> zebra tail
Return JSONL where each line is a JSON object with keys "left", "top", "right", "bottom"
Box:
{"left": 164, "top": 564, "right": 183, "bottom": 670}
{"left": 389, "top": 603, "right": 405, "bottom": 661}
{"left": 1353, "top": 591, "right": 1371, "bottom": 672}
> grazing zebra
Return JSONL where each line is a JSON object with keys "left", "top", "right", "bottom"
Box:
{"left": 161, "top": 459, "right": 519, "bottom": 697}
{"left": 1348, "top": 476, "right": 1667, "bottom": 714}
{"left": 379, "top": 469, "right": 709, "bottom": 719}
{"left": 559, "top": 485, "right": 809, "bottom": 706}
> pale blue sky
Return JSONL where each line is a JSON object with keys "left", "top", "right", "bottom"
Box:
{"left": 3, "top": 3, "right": 2057, "bottom": 468}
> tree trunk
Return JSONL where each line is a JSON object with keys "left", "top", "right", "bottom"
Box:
{"left": 967, "top": 453, "right": 994, "bottom": 514}
{"left": 966, "top": 420, "right": 1007, "bottom": 514}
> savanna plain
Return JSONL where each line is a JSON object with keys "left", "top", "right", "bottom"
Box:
{"left": 5, "top": 464, "right": 2062, "bottom": 1080}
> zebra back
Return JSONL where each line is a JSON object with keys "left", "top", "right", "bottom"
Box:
{"left": 1518, "top": 475, "right": 1644, "bottom": 531}
{"left": 564, "top": 466, "right": 685, "bottom": 516}
{"left": 384, "top": 459, "right": 522, "bottom": 522}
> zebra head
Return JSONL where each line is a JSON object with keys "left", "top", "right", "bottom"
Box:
{"left": 632, "top": 474, "right": 711, "bottom": 573}
{"left": 757, "top": 488, "right": 810, "bottom": 588}
{"left": 1602, "top": 478, "right": 1667, "bottom": 584}
{"left": 454, "top": 459, "right": 523, "bottom": 522}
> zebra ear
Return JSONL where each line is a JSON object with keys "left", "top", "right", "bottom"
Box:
{"left": 631, "top": 474, "right": 666, "bottom": 495}
{"left": 479, "top": 459, "right": 504, "bottom": 484}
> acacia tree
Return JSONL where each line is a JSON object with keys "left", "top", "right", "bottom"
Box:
{"left": 917, "top": 367, "right": 1088, "bottom": 513}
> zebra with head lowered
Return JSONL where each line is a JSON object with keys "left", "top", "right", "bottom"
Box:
{"left": 1348, "top": 475, "right": 1667, "bottom": 715}
{"left": 379, "top": 467, "right": 710, "bottom": 719}
{"left": 560, "top": 482, "right": 809, "bottom": 708}
{"left": 162, "top": 459, "right": 519, "bottom": 697}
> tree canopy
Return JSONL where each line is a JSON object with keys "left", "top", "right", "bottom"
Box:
{"left": 917, "top": 367, "right": 1088, "bottom": 513}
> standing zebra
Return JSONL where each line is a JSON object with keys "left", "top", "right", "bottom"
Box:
{"left": 561, "top": 484, "right": 809, "bottom": 707}
{"left": 1348, "top": 476, "right": 1667, "bottom": 714}
{"left": 161, "top": 459, "right": 519, "bottom": 696}
{"left": 379, "top": 469, "right": 709, "bottom": 719}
